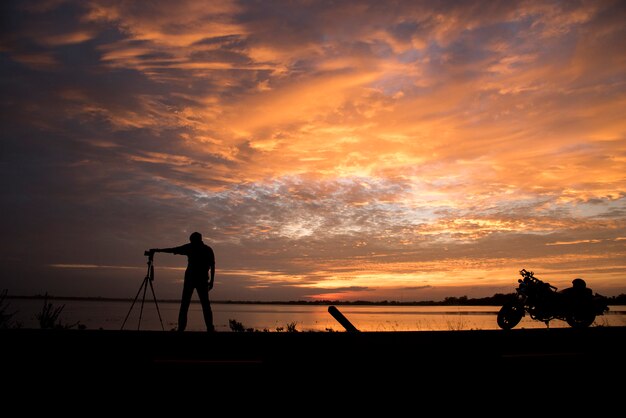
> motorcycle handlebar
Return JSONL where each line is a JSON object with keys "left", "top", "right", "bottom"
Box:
{"left": 519, "top": 269, "right": 558, "bottom": 290}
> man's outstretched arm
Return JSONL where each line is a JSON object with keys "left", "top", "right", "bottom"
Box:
{"left": 150, "top": 246, "right": 183, "bottom": 255}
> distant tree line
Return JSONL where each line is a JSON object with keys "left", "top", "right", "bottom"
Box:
{"left": 220, "top": 292, "right": 626, "bottom": 306}
{"left": 6, "top": 292, "right": 626, "bottom": 305}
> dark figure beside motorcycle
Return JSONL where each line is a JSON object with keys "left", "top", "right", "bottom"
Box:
{"left": 497, "top": 269, "right": 609, "bottom": 330}
{"left": 561, "top": 278, "right": 592, "bottom": 306}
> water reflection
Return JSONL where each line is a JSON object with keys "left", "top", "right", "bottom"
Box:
{"left": 7, "top": 299, "right": 626, "bottom": 332}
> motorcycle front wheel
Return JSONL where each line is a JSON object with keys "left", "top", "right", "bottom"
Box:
{"left": 497, "top": 303, "right": 524, "bottom": 330}
{"left": 566, "top": 312, "right": 595, "bottom": 328}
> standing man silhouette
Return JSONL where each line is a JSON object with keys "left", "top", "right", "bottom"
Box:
{"left": 150, "top": 232, "right": 215, "bottom": 332}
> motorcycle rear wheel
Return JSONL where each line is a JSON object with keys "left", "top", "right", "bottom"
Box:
{"left": 497, "top": 303, "right": 524, "bottom": 330}
{"left": 566, "top": 312, "right": 595, "bottom": 328}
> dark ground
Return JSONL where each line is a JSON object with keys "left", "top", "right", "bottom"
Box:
{"left": 3, "top": 326, "right": 624, "bottom": 403}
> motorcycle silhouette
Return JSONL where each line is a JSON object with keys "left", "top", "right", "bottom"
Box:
{"left": 497, "top": 269, "right": 609, "bottom": 330}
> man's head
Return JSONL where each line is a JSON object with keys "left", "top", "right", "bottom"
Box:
{"left": 189, "top": 232, "right": 203, "bottom": 243}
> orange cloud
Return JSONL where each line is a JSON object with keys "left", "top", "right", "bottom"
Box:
{"left": 3, "top": 0, "right": 626, "bottom": 300}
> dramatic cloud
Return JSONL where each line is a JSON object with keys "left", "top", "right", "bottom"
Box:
{"left": 1, "top": 0, "right": 625, "bottom": 300}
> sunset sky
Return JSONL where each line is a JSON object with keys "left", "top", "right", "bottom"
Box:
{"left": 1, "top": 0, "right": 625, "bottom": 302}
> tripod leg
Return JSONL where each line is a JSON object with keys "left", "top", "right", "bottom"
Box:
{"left": 138, "top": 277, "right": 149, "bottom": 330}
{"left": 121, "top": 277, "right": 147, "bottom": 330}
{"left": 148, "top": 279, "right": 165, "bottom": 331}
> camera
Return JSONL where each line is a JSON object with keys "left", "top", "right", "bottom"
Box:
{"left": 144, "top": 249, "right": 154, "bottom": 257}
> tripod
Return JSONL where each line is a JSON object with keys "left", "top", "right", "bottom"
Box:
{"left": 121, "top": 252, "right": 165, "bottom": 331}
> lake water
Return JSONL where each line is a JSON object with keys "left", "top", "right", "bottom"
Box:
{"left": 5, "top": 298, "right": 626, "bottom": 332}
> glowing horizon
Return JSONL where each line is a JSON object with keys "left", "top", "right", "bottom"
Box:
{"left": 1, "top": 0, "right": 625, "bottom": 301}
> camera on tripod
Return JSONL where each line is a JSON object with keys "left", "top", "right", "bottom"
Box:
{"left": 120, "top": 248, "right": 163, "bottom": 331}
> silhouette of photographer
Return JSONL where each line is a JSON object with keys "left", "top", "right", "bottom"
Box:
{"left": 149, "top": 232, "right": 216, "bottom": 332}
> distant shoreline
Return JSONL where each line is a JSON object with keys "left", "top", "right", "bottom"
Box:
{"left": 5, "top": 294, "right": 500, "bottom": 306}
{"left": 6, "top": 293, "right": 626, "bottom": 306}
